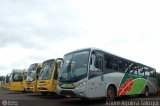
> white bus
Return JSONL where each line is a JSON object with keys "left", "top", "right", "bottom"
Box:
{"left": 57, "top": 48, "right": 158, "bottom": 100}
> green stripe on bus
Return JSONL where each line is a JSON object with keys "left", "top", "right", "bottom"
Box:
{"left": 118, "top": 73, "right": 147, "bottom": 96}
{"left": 126, "top": 78, "right": 147, "bottom": 95}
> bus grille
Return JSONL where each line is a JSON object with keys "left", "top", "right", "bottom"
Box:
{"left": 60, "top": 90, "right": 76, "bottom": 97}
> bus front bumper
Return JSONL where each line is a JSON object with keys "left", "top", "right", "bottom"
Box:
{"left": 57, "top": 85, "right": 86, "bottom": 98}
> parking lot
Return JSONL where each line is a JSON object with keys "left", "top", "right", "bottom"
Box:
{"left": 0, "top": 88, "right": 160, "bottom": 106}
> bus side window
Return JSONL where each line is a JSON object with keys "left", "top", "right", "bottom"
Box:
{"left": 119, "top": 59, "right": 128, "bottom": 72}
{"left": 104, "top": 55, "right": 112, "bottom": 69}
{"left": 128, "top": 63, "right": 138, "bottom": 75}
{"left": 134, "top": 70, "right": 138, "bottom": 75}
{"left": 112, "top": 58, "right": 118, "bottom": 71}
{"left": 150, "top": 70, "right": 154, "bottom": 77}
{"left": 138, "top": 68, "right": 144, "bottom": 76}
{"left": 94, "top": 55, "right": 103, "bottom": 71}
{"left": 89, "top": 53, "right": 103, "bottom": 79}
{"left": 104, "top": 55, "right": 112, "bottom": 73}
{"left": 129, "top": 70, "right": 134, "bottom": 74}
{"left": 104, "top": 55, "right": 116, "bottom": 70}
{"left": 145, "top": 70, "right": 150, "bottom": 76}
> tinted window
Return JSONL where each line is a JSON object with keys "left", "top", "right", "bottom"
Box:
{"left": 104, "top": 55, "right": 118, "bottom": 71}
{"left": 119, "top": 59, "right": 128, "bottom": 72}
{"left": 138, "top": 67, "right": 144, "bottom": 76}
{"left": 128, "top": 63, "right": 138, "bottom": 75}
{"left": 149, "top": 69, "right": 155, "bottom": 77}
{"left": 95, "top": 55, "right": 103, "bottom": 71}
{"left": 89, "top": 51, "right": 103, "bottom": 79}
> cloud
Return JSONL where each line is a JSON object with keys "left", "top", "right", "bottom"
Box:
{"left": 0, "top": 0, "right": 84, "bottom": 49}
{"left": 1, "top": 0, "right": 160, "bottom": 76}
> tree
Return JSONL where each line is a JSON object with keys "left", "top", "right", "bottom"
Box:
{"left": 0, "top": 76, "right": 5, "bottom": 81}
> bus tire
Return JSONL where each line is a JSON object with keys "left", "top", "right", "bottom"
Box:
{"left": 106, "top": 85, "right": 116, "bottom": 101}
{"left": 144, "top": 86, "right": 149, "bottom": 97}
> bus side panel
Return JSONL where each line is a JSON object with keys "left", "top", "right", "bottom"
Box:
{"left": 104, "top": 72, "right": 124, "bottom": 96}
{"left": 86, "top": 72, "right": 124, "bottom": 98}
{"left": 146, "top": 77, "right": 158, "bottom": 94}
{"left": 118, "top": 73, "right": 149, "bottom": 96}
{"left": 87, "top": 75, "right": 106, "bottom": 98}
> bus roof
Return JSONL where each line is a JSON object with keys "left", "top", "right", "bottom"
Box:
{"left": 29, "top": 63, "right": 42, "bottom": 68}
{"left": 64, "top": 47, "right": 156, "bottom": 71}
{"left": 12, "top": 69, "right": 24, "bottom": 73}
{"left": 42, "top": 59, "right": 55, "bottom": 64}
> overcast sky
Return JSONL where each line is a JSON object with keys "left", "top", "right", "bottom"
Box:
{"left": 0, "top": 0, "right": 160, "bottom": 76}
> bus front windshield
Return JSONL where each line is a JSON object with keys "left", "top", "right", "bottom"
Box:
{"left": 26, "top": 65, "right": 37, "bottom": 82}
{"left": 39, "top": 60, "right": 55, "bottom": 80}
{"left": 58, "top": 50, "right": 90, "bottom": 83}
{"left": 12, "top": 72, "right": 23, "bottom": 82}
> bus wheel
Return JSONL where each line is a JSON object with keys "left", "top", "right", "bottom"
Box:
{"left": 107, "top": 86, "right": 115, "bottom": 101}
{"left": 41, "top": 92, "right": 48, "bottom": 96}
{"left": 144, "top": 87, "right": 149, "bottom": 97}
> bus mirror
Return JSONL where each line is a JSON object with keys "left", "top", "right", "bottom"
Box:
{"left": 36, "top": 74, "right": 39, "bottom": 79}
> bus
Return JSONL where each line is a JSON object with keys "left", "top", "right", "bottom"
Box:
{"left": 57, "top": 48, "right": 158, "bottom": 100}
{"left": 9, "top": 69, "right": 27, "bottom": 92}
{"left": 4, "top": 73, "right": 10, "bottom": 89}
{"left": 38, "top": 58, "right": 63, "bottom": 95}
{"left": 26, "top": 63, "right": 42, "bottom": 92}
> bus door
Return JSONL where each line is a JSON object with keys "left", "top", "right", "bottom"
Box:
{"left": 87, "top": 52, "right": 105, "bottom": 97}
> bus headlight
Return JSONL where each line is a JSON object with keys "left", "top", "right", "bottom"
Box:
{"left": 61, "top": 84, "right": 75, "bottom": 89}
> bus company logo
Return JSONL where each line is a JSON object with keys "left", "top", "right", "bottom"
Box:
{"left": 2, "top": 100, "right": 8, "bottom": 106}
